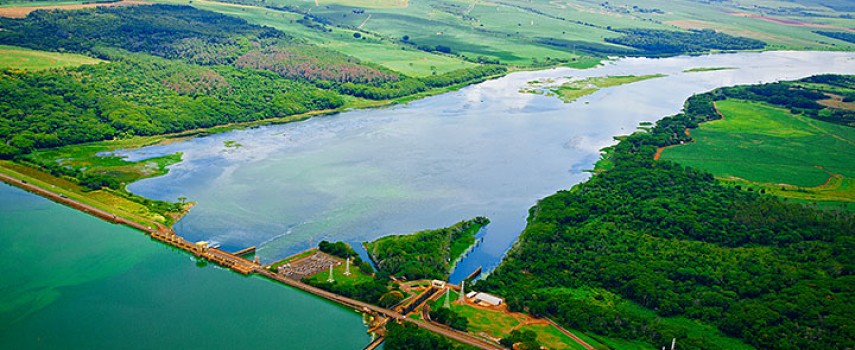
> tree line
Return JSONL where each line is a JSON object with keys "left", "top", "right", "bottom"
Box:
{"left": 605, "top": 29, "right": 766, "bottom": 55}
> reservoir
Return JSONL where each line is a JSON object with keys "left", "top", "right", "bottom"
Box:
{"left": 2, "top": 51, "right": 854, "bottom": 348}
{"left": 123, "top": 51, "right": 855, "bottom": 282}
{"left": 0, "top": 184, "right": 372, "bottom": 349}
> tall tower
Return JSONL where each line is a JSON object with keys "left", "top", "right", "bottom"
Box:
{"left": 344, "top": 257, "right": 352, "bottom": 276}
{"left": 458, "top": 280, "right": 466, "bottom": 302}
{"left": 327, "top": 262, "right": 335, "bottom": 283}
{"left": 443, "top": 288, "right": 451, "bottom": 308}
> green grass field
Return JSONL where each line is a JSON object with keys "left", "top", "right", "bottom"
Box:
{"left": 516, "top": 324, "right": 594, "bottom": 350}
{"left": 662, "top": 99, "right": 855, "bottom": 208}
{"left": 0, "top": 45, "right": 104, "bottom": 70}
{"left": 151, "top": 0, "right": 476, "bottom": 76}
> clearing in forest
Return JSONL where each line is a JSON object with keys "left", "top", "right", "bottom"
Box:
{"left": 0, "top": 45, "right": 104, "bottom": 70}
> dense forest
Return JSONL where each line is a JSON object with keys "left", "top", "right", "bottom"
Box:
{"left": 605, "top": 29, "right": 766, "bottom": 55}
{"left": 475, "top": 78, "right": 854, "bottom": 349}
{"left": 365, "top": 217, "right": 489, "bottom": 281}
{"left": 0, "top": 5, "right": 506, "bottom": 161}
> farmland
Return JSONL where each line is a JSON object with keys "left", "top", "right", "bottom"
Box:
{"left": 190, "top": 0, "right": 853, "bottom": 68}
{"left": 662, "top": 98, "right": 854, "bottom": 210}
{"left": 0, "top": 45, "right": 104, "bottom": 70}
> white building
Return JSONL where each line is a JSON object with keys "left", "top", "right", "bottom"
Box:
{"left": 470, "top": 292, "right": 503, "bottom": 306}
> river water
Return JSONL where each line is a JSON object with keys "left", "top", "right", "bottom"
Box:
{"left": 124, "top": 51, "right": 855, "bottom": 282}
{"left": 2, "top": 51, "right": 854, "bottom": 349}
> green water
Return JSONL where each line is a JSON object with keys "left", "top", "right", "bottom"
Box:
{"left": 0, "top": 183, "right": 371, "bottom": 349}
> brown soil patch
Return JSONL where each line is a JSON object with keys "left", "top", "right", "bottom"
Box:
{"left": 654, "top": 128, "right": 692, "bottom": 161}
{"left": 728, "top": 11, "right": 855, "bottom": 33}
{"left": 0, "top": 0, "right": 151, "bottom": 18}
{"left": 818, "top": 93, "right": 855, "bottom": 110}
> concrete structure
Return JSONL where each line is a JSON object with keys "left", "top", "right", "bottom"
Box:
{"left": 471, "top": 292, "right": 503, "bottom": 306}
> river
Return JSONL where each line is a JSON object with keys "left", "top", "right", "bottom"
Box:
{"left": 2, "top": 51, "right": 854, "bottom": 348}
{"left": 123, "top": 51, "right": 855, "bottom": 282}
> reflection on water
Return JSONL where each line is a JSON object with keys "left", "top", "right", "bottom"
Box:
{"left": 122, "top": 51, "right": 855, "bottom": 282}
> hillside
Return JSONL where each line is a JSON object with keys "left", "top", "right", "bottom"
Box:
{"left": 0, "top": 4, "right": 504, "bottom": 161}
{"left": 173, "top": 0, "right": 853, "bottom": 67}
{"left": 476, "top": 76, "right": 855, "bottom": 350}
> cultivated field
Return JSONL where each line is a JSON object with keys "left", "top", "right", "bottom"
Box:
{"left": 662, "top": 99, "right": 854, "bottom": 210}
{"left": 152, "top": 0, "right": 476, "bottom": 76}
{"left": 0, "top": 45, "right": 104, "bottom": 70}
{"left": 0, "top": 0, "right": 149, "bottom": 17}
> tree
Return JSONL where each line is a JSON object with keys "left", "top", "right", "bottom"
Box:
{"left": 353, "top": 32, "right": 362, "bottom": 39}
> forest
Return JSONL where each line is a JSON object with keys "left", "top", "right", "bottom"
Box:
{"left": 475, "top": 77, "right": 854, "bottom": 350}
{"left": 816, "top": 31, "right": 855, "bottom": 44}
{"left": 605, "top": 29, "right": 766, "bottom": 55}
{"left": 0, "top": 5, "right": 506, "bottom": 161}
{"left": 365, "top": 217, "right": 489, "bottom": 281}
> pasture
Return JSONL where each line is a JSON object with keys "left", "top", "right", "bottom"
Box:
{"left": 152, "top": 0, "right": 475, "bottom": 76}
{"left": 662, "top": 99, "right": 854, "bottom": 207}
{"left": 0, "top": 45, "right": 104, "bottom": 70}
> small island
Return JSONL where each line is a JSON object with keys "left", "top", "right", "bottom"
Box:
{"left": 521, "top": 74, "right": 667, "bottom": 103}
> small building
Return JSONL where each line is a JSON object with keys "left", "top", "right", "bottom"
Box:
{"left": 466, "top": 291, "right": 478, "bottom": 299}
{"left": 431, "top": 280, "right": 447, "bottom": 288}
{"left": 472, "top": 292, "right": 503, "bottom": 306}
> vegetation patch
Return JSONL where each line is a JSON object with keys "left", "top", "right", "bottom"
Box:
{"left": 364, "top": 217, "right": 489, "bottom": 280}
{"left": 0, "top": 44, "right": 104, "bottom": 70}
{"left": 605, "top": 29, "right": 766, "bottom": 55}
{"left": 522, "top": 74, "right": 666, "bottom": 103}
{"left": 683, "top": 67, "right": 735, "bottom": 73}
{"left": 0, "top": 160, "right": 180, "bottom": 227}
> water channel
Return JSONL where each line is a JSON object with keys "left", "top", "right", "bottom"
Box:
{"left": 2, "top": 51, "right": 854, "bottom": 348}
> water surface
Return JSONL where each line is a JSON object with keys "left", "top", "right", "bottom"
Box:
{"left": 0, "top": 184, "right": 371, "bottom": 349}
{"left": 120, "top": 51, "right": 855, "bottom": 282}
